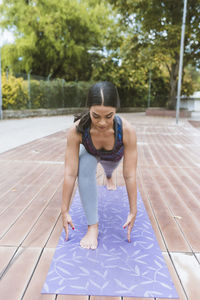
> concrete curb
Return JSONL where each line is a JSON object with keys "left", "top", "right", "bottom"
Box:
{"left": 2, "top": 107, "right": 146, "bottom": 119}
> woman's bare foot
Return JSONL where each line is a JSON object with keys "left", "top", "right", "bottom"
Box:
{"left": 106, "top": 176, "right": 116, "bottom": 190}
{"left": 80, "top": 223, "right": 98, "bottom": 250}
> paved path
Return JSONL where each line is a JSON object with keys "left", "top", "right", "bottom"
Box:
{"left": 0, "top": 113, "right": 200, "bottom": 300}
{"left": 0, "top": 115, "right": 74, "bottom": 153}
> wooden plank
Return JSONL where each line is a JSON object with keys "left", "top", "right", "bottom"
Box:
{"left": 0, "top": 161, "right": 14, "bottom": 182}
{"left": 0, "top": 165, "right": 55, "bottom": 237}
{"left": 157, "top": 252, "right": 187, "bottom": 300}
{"left": 0, "top": 161, "right": 46, "bottom": 200}
{"left": 37, "top": 141, "right": 65, "bottom": 162}
{"left": 139, "top": 167, "right": 191, "bottom": 252}
{"left": 5, "top": 140, "right": 53, "bottom": 161}
{"left": 22, "top": 207, "right": 60, "bottom": 248}
{"left": 151, "top": 165, "right": 200, "bottom": 251}
{"left": 46, "top": 216, "right": 63, "bottom": 248}
{"left": 25, "top": 132, "right": 66, "bottom": 162}
{"left": 0, "top": 182, "right": 31, "bottom": 212}
{"left": 0, "top": 246, "right": 17, "bottom": 274}
{"left": 136, "top": 175, "right": 166, "bottom": 252}
{"left": 177, "top": 165, "right": 200, "bottom": 192}
{"left": 21, "top": 185, "right": 62, "bottom": 247}
{"left": 0, "top": 247, "right": 41, "bottom": 300}
{"left": 170, "top": 142, "right": 200, "bottom": 167}
{"left": 23, "top": 248, "right": 56, "bottom": 300}
{"left": 46, "top": 184, "right": 78, "bottom": 249}
{"left": 0, "top": 177, "right": 62, "bottom": 246}
{"left": 171, "top": 252, "right": 200, "bottom": 300}
{"left": 0, "top": 144, "right": 34, "bottom": 161}
{"left": 0, "top": 162, "right": 39, "bottom": 196}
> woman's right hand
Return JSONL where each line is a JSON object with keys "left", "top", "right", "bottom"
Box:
{"left": 61, "top": 211, "right": 75, "bottom": 241}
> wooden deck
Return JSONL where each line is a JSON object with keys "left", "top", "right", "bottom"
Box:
{"left": 0, "top": 113, "right": 200, "bottom": 300}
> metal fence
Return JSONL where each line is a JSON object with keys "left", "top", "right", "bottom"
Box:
{"left": 4, "top": 72, "right": 93, "bottom": 110}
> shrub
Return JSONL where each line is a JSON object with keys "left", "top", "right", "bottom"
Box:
{"left": 2, "top": 73, "right": 94, "bottom": 110}
{"left": 2, "top": 73, "right": 28, "bottom": 109}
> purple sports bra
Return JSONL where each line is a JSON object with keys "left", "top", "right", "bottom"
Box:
{"left": 81, "top": 115, "right": 124, "bottom": 162}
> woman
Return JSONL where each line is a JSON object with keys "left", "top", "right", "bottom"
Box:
{"left": 61, "top": 81, "right": 137, "bottom": 250}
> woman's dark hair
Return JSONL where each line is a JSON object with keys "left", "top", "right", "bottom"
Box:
{"left": 74, "top": 81, "right": 120, "bottom": 134}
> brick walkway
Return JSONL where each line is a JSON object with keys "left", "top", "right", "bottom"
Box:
{"left": 0, "top": 113, "right": 200, "bottom": 300}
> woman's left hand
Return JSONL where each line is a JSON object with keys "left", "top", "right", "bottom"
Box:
{"left": 123, "top": 211, "right": 137, "bottom": 242}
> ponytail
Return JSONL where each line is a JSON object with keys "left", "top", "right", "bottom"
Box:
{"left": 74, "top": 110, "right": 91, "bottom": 134}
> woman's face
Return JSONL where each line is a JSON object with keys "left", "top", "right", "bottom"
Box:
{"left": 90, "top": 105, "right": 116, "bottom": 131}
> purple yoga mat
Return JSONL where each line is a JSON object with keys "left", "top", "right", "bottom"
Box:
{"left": 42, "top": 186, "right": 178, "bottom": 298}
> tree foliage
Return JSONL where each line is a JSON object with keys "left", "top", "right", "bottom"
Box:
{"left": 2, "top": 72, "right": 94, "bottom": 109}
{"left": 0, "top": 0, "right": 111, "bottom": 80}
{"left": 1, "top": 0, "right": 200, "bottom": 109}
{"left": 109, "top": 0, "right": 200, "bottom": 108}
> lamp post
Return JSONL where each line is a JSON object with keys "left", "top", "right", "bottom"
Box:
{"left": 147, "top": 68, "right": 152, "bottom": 108}
{"left": 47, "top": 73, "right": 52, "bottom": 109}
{"left": 28, "top": 70, "right": 32, "bottom": 109}
{"left": 176, "top": 0, "right": 187, "bottom": 124}
{"left": 0, "top": 47, "right": 2, "bottom": 120}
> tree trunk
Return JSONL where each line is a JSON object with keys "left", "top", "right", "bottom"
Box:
{"left": 167, "top": 60, "right": 179, "bottom": 109}
{"left": 167, "top": 59, "right": 179, "bottom": 109}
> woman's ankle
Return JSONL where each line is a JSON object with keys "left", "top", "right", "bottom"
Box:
{"left": 88, "top": 223, "right": 98, "bottom": 229}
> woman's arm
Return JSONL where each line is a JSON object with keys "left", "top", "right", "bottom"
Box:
{"left": 122, "top": 120, "right": 138, "bottom": 242}
{"left": 61, "top": 125, "right": 81, "bottom": 240}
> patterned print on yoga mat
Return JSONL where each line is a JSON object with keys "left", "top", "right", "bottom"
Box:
{"left": 42, "top": 186, "right": 178, "bottom": 298}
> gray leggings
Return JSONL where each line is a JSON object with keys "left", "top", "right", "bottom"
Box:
{"left": 78, "top": 144, "right": 121, "bottom": 225}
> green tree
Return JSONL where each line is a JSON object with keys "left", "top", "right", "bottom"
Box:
{"left": 0, "top": 0, "right": 111, "bottom": 80}
{"left": 109, "top": 0, "right": 200, "bottom": 108}
{"left": 92, "top": 19, "right": 170, "bottom": 107}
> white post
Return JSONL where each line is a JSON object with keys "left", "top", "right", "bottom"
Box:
{"left": 176, "top": 0, "right": 187, "bottom": 124}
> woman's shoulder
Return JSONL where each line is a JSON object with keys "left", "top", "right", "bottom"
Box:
{"left": 119, "top": 115, "right": 137, "bottom": 145}
{"left": 118, "top": 115, "right": 136, "bottom": 132}
{"left": 67, "top": 120, "right": 82, "bottom": 144}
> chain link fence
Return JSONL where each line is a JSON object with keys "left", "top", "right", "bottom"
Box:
{"left": 3, "top": 71, "right": 94, "bottom": 110}
{"left": 2, "top": 71, "right": 168, "bottom": 110}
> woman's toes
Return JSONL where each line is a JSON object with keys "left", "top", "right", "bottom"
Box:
{"left": 91, "top": 244, "right": 97, "bottom": 250}
{"left": 80, "top": 240, "right": 85, "bottom": 248}
{"left": 80, "top": 240, "right": 90, "bottom": 249}
{"left": 80, "top": 239, "right": 97, "bottom": 250}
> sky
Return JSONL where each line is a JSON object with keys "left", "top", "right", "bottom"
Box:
{"left": 0, "top": 29, "right": 15, "bottom": 46}
{"left": 0, "top": 0, "right": 15, "bottom": 46}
